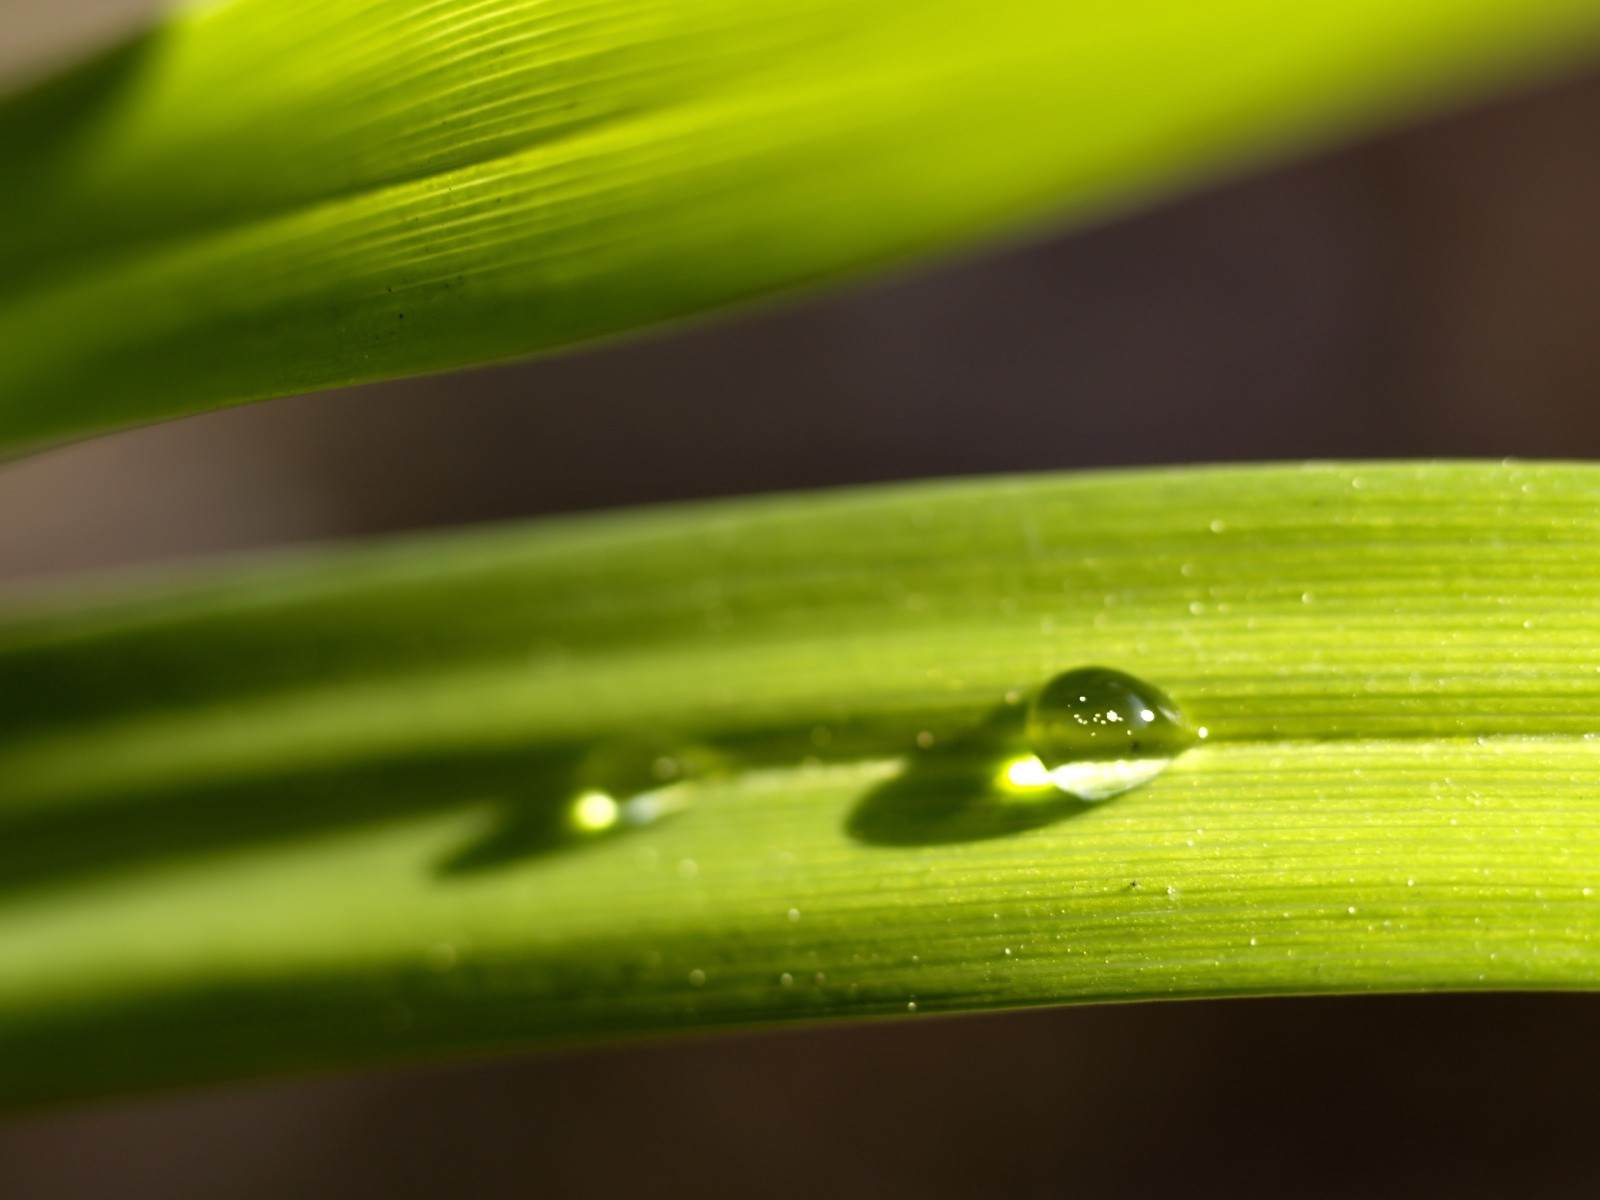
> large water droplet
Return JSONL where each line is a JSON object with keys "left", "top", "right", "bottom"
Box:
{"left": 1023, "top": 666, "right": 1193, "bottom": 800}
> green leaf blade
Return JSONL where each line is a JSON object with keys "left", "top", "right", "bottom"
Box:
{"left": 4, "top": 0, "right": 1600, "bottom": 449}
{"left": 4, "top": 463, "right": 1600, "bottom": 1105}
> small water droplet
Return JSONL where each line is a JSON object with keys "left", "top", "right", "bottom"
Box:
{"left": 563, "top": 738, "right": 719, "bottom": 839}
{"left": 907, "top": 1001, "right": 918, "bottom": 1013}
{"left": 779, "top": 972, "right": 794, "bottom": 987}
{"left": 678, "top": 858, "right": 699, "bottom": 878}
{"left": 688, "top": 968, "right": 706, "bottom": 986}
{"left": 787, "top": 907, "right": 801, "bottom": 922}
{"left": 916, "top": 731, "right": 936, "bottom": 749}
{"left": 1023, "top": 666, "right": 1194, "bottom": 800}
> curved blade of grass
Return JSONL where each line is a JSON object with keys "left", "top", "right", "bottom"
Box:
{"left": 4, "top": 1, "right": 1600, "bottom": 451}
{"left": 3, "top": 462, "right": 1600, "bottom": 1106}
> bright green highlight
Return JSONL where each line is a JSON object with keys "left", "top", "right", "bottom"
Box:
{"left": 5, "top": 463, "right": 1600, "bottom": 1105}
{"left": 3, "top": 0, "right": 1599, "bottom": 449}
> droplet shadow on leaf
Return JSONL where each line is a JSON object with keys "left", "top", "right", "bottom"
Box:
{"left": 437, "top": 787, "right": 585, "bottom": 875}
{"left": 846, "top": 700, "right": 1096, "bottom": 846}
{"left": 0, "top": 746, "right": 576, "bottom": 903}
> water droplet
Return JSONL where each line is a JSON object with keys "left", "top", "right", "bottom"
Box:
{"left": 1023, "top": 666, "right": 1194, "bottom": 800}
{"left": 787, "top": 907, "right": 801, "bottom": 922}
{"left": 907, "top": 1001, "right": 918, "bottom": 1013}
{"left": 779, "top": 972, "right": 795, "bottom": 987}
{"left": 564, "top": 738, "right": 720, "bottom": 838}
{"left": 688, "top": 968, "right": 706, "bottom": 986}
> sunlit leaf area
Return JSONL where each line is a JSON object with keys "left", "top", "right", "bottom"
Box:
{"left": 3, "top": 0, "right": 1600, "bottom": 1195}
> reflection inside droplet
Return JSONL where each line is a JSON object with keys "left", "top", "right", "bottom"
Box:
{"left": 1001, "top": 756, "right": 1052, "bottom": 790}
{"left": 998, "top": 751, "right": 1175, "bottom": 801}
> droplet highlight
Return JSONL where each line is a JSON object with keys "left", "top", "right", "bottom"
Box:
{"left": 1023, "top": 666, "right": 1193, "bottom": 801}
{"left": 569, "top": 789, "right": 620, "bottom": 833}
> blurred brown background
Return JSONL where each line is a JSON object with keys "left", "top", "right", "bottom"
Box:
{"left": 4, "top": 2, "right": 1600, "bottom": 1196}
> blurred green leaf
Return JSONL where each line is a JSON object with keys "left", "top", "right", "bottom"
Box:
{"left": 2, "top": 0, "right": 1599, "bottom": 450}
{"left": 5, "top": 463, "right": 1600, "bottom": 1105}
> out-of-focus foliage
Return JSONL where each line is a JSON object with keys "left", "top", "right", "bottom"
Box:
{"left": 2, "top": 0, "right": 1599, "bottom": 449}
